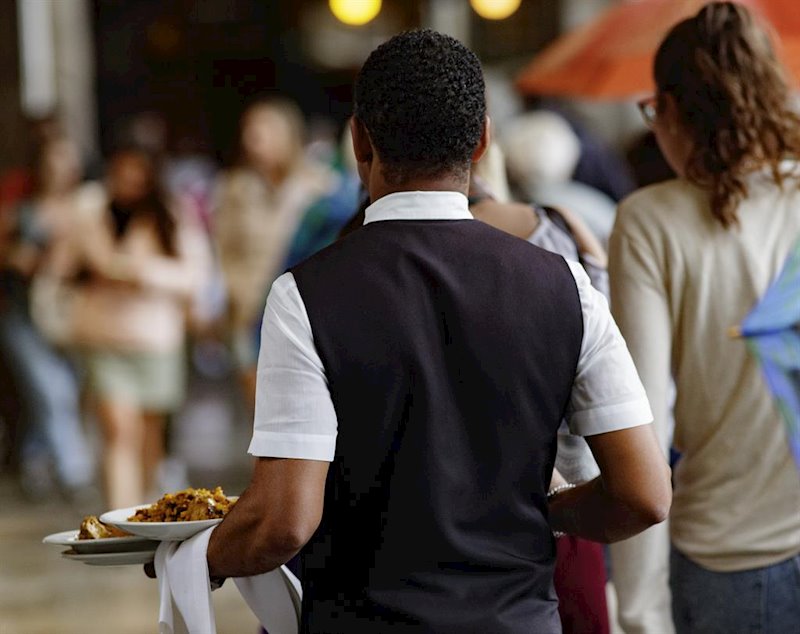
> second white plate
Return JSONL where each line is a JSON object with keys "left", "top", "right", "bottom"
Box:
{"left": 43, "top": 530, "right": 158, "bottom": 554}
{"left": 61, "top": 549, "right": 156, "bottom": 566}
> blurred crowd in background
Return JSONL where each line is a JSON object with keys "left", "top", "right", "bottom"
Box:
{"left": 0, "top": 97, "right": 355, "bottom": 507}
{"left": 0, "top": 0, "right": 689, "bottom": 516}
{"left": 0, "top": 88, "right": 670, "bottom": 510}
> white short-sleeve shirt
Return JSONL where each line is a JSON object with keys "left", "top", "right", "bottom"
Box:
{"left": 248, "top": 191, "right": 652, "bottom": 461}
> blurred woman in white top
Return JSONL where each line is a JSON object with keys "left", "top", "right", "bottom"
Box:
{"left": 70, "top": 147, "right": 208, "bottom": 508}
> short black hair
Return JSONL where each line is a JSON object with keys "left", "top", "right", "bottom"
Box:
{"left": 354, "top": 29, "right": 486, "bottom": 185}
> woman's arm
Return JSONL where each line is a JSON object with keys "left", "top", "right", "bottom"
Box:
{"left": 134, "top": 216, "right": 210, "bottom": 297}
{"left": 73, "top": 195, "right": 209, "bottom": 298}
{"left": 606, "top": 204, "right": 675, "bottom": 633}
{"left": 71, "top": 206, "right": 136, "bottom": 283}
{"left": 607, "top": 216, "right": 672, "bottom": 455}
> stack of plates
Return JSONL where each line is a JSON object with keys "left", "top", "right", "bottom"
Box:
{"left": 42, "top": 531, "right": 159, "bottom": 566}
{"left": 43, "top": 502, "right": 232, "bottom": 566}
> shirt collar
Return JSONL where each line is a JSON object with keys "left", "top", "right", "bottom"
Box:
{"left": 363, "top": 191, "right": 473, "bottom": 225}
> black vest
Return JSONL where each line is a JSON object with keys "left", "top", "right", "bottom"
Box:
{"left": 291, "top": 218, "right": 583, "bottom": 633}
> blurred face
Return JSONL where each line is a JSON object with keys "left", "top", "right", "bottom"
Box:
{"left": 40, "top": 139, "right": 81, "bottom": 194}
{"left": 650, "top": 92, "right": 693, "bottom": 178}
{"left": 241, "top": 106, "right": 296, "bottom": 170}
{"left": 108, "top": 153, "right": 152, "bottom": 206}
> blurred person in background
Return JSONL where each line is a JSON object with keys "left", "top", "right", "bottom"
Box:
{"left": 567, "top": 113, "right": 636, "bottom": 203}
{"left": 526, "top": 99, "right": 638, "bottom": 202}
{"left": 280, "top": 120, "right": 361, "bottom": 270}
{"left": 0, "top": 115, "right": 64, "bottom": 212}
{"left": 214, "top": 97, "right": 334, "bottom": 408}
{"left": 502, "top": 110, "right": 618, "bottom": 246}
{"left": 609, "top": 3, "right": 800, "bottom": 633}
{"left": 68, "top": 147, "right": 208, "bottom": 508}
{"left": 625, "top": 130, "right": 677, "bottom": 190}
{"left": 124, "top": 111, "right": 218, "bottom": 234}
{"left": 0, "top": 134, "right": 94, "bottom": 500}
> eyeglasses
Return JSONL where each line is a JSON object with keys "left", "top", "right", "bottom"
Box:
{"left": 637, "top": 96, "right": 658, "bottom": 128}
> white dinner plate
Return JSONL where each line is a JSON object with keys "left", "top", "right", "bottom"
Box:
{"left": 60, "top": 549, "right": 156, "bottom": 566}
{"left": 99, "top": 505, "right": 225, "bottom": 541}
{"left": 42, "top": 530, "right": 158, "bottom": 554}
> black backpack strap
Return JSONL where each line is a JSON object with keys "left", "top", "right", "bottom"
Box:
{"left": 539, "top": 205, "right": 573, "bottom": 240}
{"left": 536, "top": 204, "right": 611, "bottom": 299}
{"left": 537, "top": 205, "right": 587, "bottom": 269}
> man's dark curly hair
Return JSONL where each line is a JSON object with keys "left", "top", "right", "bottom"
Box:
{"left": 354, "top": 29, "right": 486, "bottom": 185}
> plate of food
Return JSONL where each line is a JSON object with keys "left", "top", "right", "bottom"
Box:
{"left": 43, "top": 516, "right": 159, "bottom": 554}
{"left": 60, "top": 549, "right": 156, "bottom": 566}
{"left": 100, "top": 487, "right": 237, "bottom": 541}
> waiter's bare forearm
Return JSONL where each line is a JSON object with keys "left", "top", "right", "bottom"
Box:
{"left": 207, "top": 457, "right": 329, "bottom": 579}
{"left": 207, "top": 490, "right": 294, "bottom": 578}
{"left": 549, "top": 476, "right": 666, "bottom": 543}
{"left": 550, "top": 425, "right": 672, "bottom": 543}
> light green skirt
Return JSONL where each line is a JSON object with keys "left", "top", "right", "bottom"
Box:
{"left": 84, "top": 349, "right": 185, "bottom": 412}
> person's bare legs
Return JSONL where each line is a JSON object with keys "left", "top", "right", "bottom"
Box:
{"left": 141, "top": 411, "right": 166, "bottom": 496}
{"left": 96, "top": 398, "right": 144, "bottom": 508}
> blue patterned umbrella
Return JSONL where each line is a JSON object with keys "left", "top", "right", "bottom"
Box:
{"left": 734, "top": 238, "right": 800, "bottom": 469}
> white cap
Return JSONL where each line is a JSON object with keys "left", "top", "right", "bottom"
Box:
{"left": 502, "top": 111, "right": 581, "bottom": 187}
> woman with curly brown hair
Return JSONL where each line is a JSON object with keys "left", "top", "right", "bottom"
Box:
{"left": 609, "top": 3, "right": 800, "bottom": 633}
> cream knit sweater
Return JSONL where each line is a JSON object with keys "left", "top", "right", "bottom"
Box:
{"left": 610, "top": 170, "right": 800, "bottom": 573}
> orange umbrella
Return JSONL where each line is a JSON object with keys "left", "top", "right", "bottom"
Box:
{"left": 516, "top": 0, "right": 800, "bottom": 99}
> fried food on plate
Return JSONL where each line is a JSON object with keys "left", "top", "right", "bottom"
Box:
{"left": 128, "top": 487, "right": 236, "bottom": 522}
{"left": 78, "top": 515, "right": 131, "bottom": 540}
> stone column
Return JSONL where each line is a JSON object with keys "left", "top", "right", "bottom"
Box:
{"left": 52, "top": 0, "right": 99, "bottom": 164}
{"left": 421, "top": 0, "right": 472, "bottom": 47}
{"left": 16, "top": 0, "right": 98, "bottom": 163}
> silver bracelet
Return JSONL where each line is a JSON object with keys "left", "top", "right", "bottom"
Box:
{"left": 547, "top": 482, "right": 577, "bottom": 500}
{"left": 547, "top": 483, "right": 577, "bottom": 539}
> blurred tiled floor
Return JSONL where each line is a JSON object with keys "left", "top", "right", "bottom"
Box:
{"left": 0, "top": 479, "right": 260, "bottom": 634}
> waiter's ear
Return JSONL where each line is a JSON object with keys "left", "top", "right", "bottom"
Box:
{"left": 350, "top": 117, "right": 373, "bottom": 163}
{"left": 471, "top": 115, "right": 491, "bottom": 164}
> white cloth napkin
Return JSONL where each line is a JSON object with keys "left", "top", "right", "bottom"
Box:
{"left": 155, "top": 527, "right": 302, "bottom": 634}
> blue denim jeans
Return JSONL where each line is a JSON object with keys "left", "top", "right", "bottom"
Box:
{"left": 0, "top": 307, "right": 92, "bottom": 488}
{"left": 671, "top": 548, "right": 800, "bottom": 634}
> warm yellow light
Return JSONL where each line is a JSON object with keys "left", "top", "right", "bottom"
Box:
{"left": 470, "top": 0, "right": 522, "bottom": 21}
{"left": 329, "top": 0, "right": 382, "bottom": 26}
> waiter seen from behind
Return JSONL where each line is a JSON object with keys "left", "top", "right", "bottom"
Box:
{"left": 207, "top": 29, "right": 671, "bottom": 633}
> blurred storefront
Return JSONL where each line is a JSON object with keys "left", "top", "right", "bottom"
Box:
{"left": 0, "top": 0, "right": 602, "bottom": 170}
